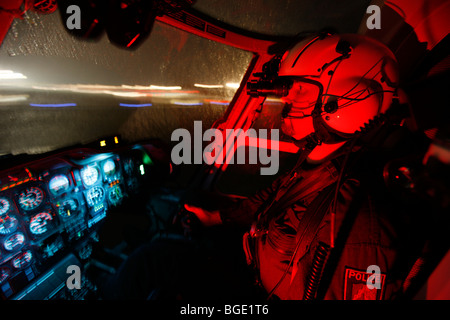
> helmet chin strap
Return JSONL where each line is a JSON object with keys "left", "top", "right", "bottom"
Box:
{"left": 286, "top": 131, "right": 322, "bottom": 171}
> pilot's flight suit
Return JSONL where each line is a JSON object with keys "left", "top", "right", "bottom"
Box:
{"left": 101, "top": 129, "right": 426, "bottom": 300}
{"left": 219, "top": 140, "right": 423, "bottom": 300}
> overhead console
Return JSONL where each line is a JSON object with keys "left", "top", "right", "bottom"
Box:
{"left": 0, "top": 142, "right": 169, "bottom": 299}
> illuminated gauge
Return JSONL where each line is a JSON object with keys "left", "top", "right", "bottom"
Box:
{"left": 103, "top": 159, "right": 116, "bottom": 176}
{"left": 49, "top": 174, "right": 70, "bottom": 195}
{"left": 108, "top": 185, "right": 123, "bottom": 206}
{"left": 17, "top": 187, "right": 44, "bottom": 211}
{"left": 86, "top": 186, "right": 105, "bottom": 207}
{"left": 80, "top": 165, "right": 99, "bottom": 186}
{"left": 12, "top": 250, "right": 32, "bottom": 269}
{"left": 4, "top": 232, "right": 25, "bottom": 251}
{"left": 58, "top": 198, "right": 79, "bottom": 218}
{"left": 0, "top": 267, "right": 11, "bottom": 284}
{"left": 29, "top": 211, "right": 53, "bottom": 235}
{"left": 0, "top": 198, "right": 11, "bottom": 215}
{"left": 0, "top": 215, "right": 19, "bottom": 235}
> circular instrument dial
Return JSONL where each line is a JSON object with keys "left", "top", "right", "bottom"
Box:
{"left": 103, "top": 159, "right": 116, "bottom": 176}
{"left": 49, "top": 174, "right": 70, "bottom": 195}
{"left": 80, "top": 165, "right": 99, "bottom": 186}
{"left": 58, "top": 198, "right": 79, "bottom": 218}
{"left": 18, "top": 187, "right": 44, "bottom": 211}
{"left": 108, "top": 185, "right": 123, "bottom": 206}
{"left": 86, "top": 186, "right": 105, "bottom": 207}
{"left": 0, "top": 215, "right": 18, "bottom": 235}
{"left": 4, "top": 232, "right": 25, "bottom": 251}
{"left": 0, "top": 198, "right": 11, "bottom": 215}
{"left": 12, "top": 250, "right": 32, "bottom": 269}
{"left": 29, "top": 211, "right": 53, "bottom": 235}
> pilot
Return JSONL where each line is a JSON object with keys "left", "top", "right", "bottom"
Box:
{"left": 185, "top": 33, "right": 426, "bottom": 300}
{"left": 101, "top": 33, "right": 428, "bottom": 300}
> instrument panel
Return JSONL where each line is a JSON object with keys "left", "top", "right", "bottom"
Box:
{"left": 0, "top": 144, "right": 155, "bottom": 299}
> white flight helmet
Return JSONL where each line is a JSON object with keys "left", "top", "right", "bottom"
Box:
{"left": 278, "top": 33, "right": 399, "bottom": 144}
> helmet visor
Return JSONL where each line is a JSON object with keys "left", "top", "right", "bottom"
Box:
{"left": 280, "top": 77, "right": 323, "bottom": 119}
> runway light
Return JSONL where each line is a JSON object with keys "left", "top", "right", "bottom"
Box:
{"left": 205, "top": 99, "right": 230, "bottom": 106}
{"left": 194, "top": 83, "right": 224, "bottom": 89}
{"left": 149, "top": 85, "right": 182, "bottom": 90}
{"left": 114, "top": 136, "right": 119, "bottom": 144}
{"left": 172, "top": 100, "right": 203, "bottom": 106}
{"left": 29, "top": 103, "right": 77, "bottom": 107}
{"left": 119, "top": 103, "right": 153, "bottom": 107}
{"left": 0, "top": 95, "right": 28, "bottom": 103}
{"left": 0, "top": 70, "right": 27, "bottom": 80}
{"left": 100, "top": 140, "right": 106, "bottom": 147}
{"left": 226, "top": 82, "right": 240, "bottom": 89}
{"left": 110, "top": 92, "right": 147, "bottom": 97}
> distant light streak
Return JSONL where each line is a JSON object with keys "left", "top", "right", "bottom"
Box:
{"left": 149, "top": 85, "right": 182, "bottom": 90}
{"left": 172, "top": 101, "right": 203, "bottom": 106}
{"left": 194, "top": 83, "right": 224, "bottom": 89}
{"left": 204, "top": 99, "right": 229, "bottom": 106}
{"left": 29, "top": 103, "right": 76, "bottom": 107}
{"left": 209, "top": 102, "right": 229, "bottom": 106}
{"left": 0, "top": 95, "right": 28, "bottom": 103}
{"left": 109, "top": 91, "right": 147, "bottom": 97}
{"left": 225, "top": 82, "right": 240, "bottom": 89}
{"left": 30, "top": 84, "right": 197, "bottom": 98}
{"left": 121, "top": 85, "right": 153, "bottom": 90}
{"left": 0, "top": 70, "right": 27, "bottom": 80}
{"left": 119, "top": 103, "right": 153, "bottom": 107}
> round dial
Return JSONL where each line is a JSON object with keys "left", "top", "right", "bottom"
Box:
{"left": 103, "top": 159, "right": 116, "bottom": 176}
{"left": 12, "top": 250, "right": 32, "bottom": 269}
{"left": 86, "top": 186, "right": 105, "bottom": 207}
{"left": 80, "top": 165, "right": 99, "bottom": 186}
{"left": 0, "top": 198, "right": 11, "bottom": 215}
{"left": 58, "top": 198, "right": 79, "bottom": 218}
{"left": 29, "top": 211, "right": 53, "bottom": 235}
{"left": 108, "top": 185, "right": 123, "bottom": 206}
{"left": 18, "top": 187, "right": 44, "bottom": 211}
{"left": 49, "top": 174, "right": 70, "bottom": 195}
{"left": 4, "top": 232, "right": 25, "bottom": 251}
{"left": 0, "top": 215, "right": 18, "bottom": 235}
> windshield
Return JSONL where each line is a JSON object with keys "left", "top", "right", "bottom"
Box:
{"left": 0, "top": 8, "right": 253, "bottom": 156}
{"left": 0, "top": 0, "right": 374, "bottom": 157}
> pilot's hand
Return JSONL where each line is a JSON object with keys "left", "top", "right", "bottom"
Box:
{"left": 184, "top": 204, "right": 222, "bottom": 227}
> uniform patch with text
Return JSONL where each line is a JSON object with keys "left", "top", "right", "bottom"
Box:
{"left": 343, "top": 267, "right": 386, "bottom": 300}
